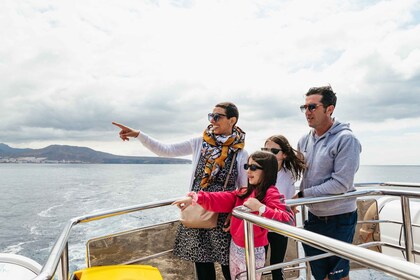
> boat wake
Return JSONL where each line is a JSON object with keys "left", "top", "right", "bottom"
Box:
{"left": 3, "top": 242, "right": 25, "bottom": 254}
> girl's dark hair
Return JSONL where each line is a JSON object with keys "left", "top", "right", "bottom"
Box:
{"left": 238, "top": 151, "right": 278, "bottom": 202}
{"left": 265, "top": 135, "right": 306, "bottom": 181}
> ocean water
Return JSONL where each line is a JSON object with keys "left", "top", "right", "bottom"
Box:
{"left": 0, "top": 164, "right": 191, "bottom": 273}
{"left": 1, "top": 164, "right": 419, "bottom": 277}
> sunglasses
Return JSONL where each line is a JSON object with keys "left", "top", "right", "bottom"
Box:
{"left": 208, "top": 113, "right": 227, "bottom": 122}
{"left": 261, "top": 147, "right": 282, "bottom": 155}
{"left": 300, "top": 103, "right": 323, "bottom": 113}
{"left": 244, "top": 163, "right": 263, "bottom": 171}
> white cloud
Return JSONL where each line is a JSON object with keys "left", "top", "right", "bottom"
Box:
{"left": 1, "top": 0, "right": 420, "bottom": 165}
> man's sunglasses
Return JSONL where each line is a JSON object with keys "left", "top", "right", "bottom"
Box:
{"left": 300, "top": 103, "right": 323, "bottom": 113}
{"left": 244, "top": 163, "right": 263, "bottom": 171}
{"left": 261, "top": 147, "right": 282, "bottom": 155}
{"left": 208, "top": 113, "right": 227, "bottom": 122}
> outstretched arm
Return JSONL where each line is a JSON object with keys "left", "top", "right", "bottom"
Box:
{"left": 112, "top": 121, "right": 194, "bottom": 157}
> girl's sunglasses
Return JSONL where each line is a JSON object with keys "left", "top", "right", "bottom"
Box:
{"left": 244, "top": 163, "right": 263, "bottom": 171}
{"left": 261, "top": 147, "right": 282, "bottom": 155}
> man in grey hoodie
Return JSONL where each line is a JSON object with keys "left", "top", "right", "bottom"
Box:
{"left": 294, "top": 85, "right": 362, "bottom": 280}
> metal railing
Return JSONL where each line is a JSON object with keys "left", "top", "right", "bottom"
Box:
{"left": 233, "top": 209, "right": 420, "bottom": 280}
{"left": 233, "top": 183, "right": 420, "bottom": 280}
{"left": 32, "top": 182, "right": 420, "bottom": 280}
{"left": 33, "top": 198, "right": 177, "bottom": 280}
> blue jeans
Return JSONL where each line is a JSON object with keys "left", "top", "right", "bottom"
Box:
{"left": 303, "top": 210, "right": 357, "bottom": 280}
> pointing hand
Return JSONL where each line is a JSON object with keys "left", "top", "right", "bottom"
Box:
{"left": 112, "top": 122, "right": 140, "bottom": 141}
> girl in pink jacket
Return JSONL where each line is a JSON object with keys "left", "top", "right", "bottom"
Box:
{"left": 173, "top": 151, "right": 295, "bottom": 280}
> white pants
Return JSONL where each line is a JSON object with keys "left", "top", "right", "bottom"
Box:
{"left": 229, "top": 240, "right": 265, "bottom": 280}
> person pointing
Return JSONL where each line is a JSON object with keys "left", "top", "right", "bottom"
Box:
{"left": 113, "top": 102, "right": 248, "bottom": 280}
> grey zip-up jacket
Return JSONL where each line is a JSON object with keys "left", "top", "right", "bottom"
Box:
{"left": 297, "top": 120, "right": 362, "bottom": 216}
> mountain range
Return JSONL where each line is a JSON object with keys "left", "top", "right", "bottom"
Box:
{"left": 0, "top": 143, "right": 191, "bottom": 164}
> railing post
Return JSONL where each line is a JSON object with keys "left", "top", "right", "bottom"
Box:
{"left": 300, "top": 205, "right": 311, "bottom": 280}
{"left": 243, "top": 220, "right": 256, "bottom": 280}
{"left": 59, "top": 242, "right": 69, "bottom": 280}
{"left": 400, "top": 196, "right": 415, "bottom": 262}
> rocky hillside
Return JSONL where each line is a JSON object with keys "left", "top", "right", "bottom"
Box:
{"left": 0, "top": 143, "right": 191, "bottom": 164}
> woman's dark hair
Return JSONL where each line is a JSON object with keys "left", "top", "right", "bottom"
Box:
{"left": 238, "top": 151, "right": 278, "bottom": 202}
{"left": 265, "top": 135, "right": 306, "bottom": 181}
{"left": 215, "top": 102, "right": 239, "bottom": 125}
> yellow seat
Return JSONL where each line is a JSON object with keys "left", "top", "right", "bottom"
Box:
{"left": 72, "top": 264, "right": 163, "bottom": 280}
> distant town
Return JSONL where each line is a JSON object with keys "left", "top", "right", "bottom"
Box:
{"left": 0, "top": 143, "right": 191, "bottom": 164}
{"left": 0, "top": 157, "right": 85, "bottom": 164}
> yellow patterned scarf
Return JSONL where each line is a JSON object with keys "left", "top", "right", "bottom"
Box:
{"left": 200, "top": 125, "right": 245, "bottom": 188}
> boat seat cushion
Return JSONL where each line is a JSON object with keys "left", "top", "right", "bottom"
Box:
{"left": 72, "top": 264, "right": 163, "bottom": 280}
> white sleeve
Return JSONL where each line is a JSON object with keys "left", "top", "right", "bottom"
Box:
{"left": 236, "top": 149, "right": 249, "bottom": 189}
{"left": 137, "top": 132, "right": 195, "bottom": 157}
{"left": 276, "top": 169, "right": 296, "bottom": 199}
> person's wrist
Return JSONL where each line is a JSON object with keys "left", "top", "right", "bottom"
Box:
{"left": 187, "top": 191, "right": 198, "bottom": 205}
{"left": 258, "top": 204, "right": 266, "bottom": 216}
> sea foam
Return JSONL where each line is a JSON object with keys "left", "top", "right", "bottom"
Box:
{"left": 38, "top": 204, "right": 63, "bottom": 218}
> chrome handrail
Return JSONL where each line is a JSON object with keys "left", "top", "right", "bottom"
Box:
{"left": 33, "top": 198, "right": 179, "bottom": 280}
{"left": 287, "top": 187, "right": 420, "bottom": 264}
{"left": 32, "top": 183, "right": 420, "bottom": 280}
{"left": 233, "top": 183, "right": 420, "bottom": 280}
{"left": 232, "top": 209, "right": 420, "bottom": 280}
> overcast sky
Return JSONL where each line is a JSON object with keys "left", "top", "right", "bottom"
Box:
{"left": 1, "top": 0, "right": 420, "bottom": 165}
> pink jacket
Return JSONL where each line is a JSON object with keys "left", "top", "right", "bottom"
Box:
{"left": 196, "top": 186, "right": 295, "bottom": 248}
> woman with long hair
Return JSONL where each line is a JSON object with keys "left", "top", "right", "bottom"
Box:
{"left": 262, "top": 135, "right": 305, "bottom": 280}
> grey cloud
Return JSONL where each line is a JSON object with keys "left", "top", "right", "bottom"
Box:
{"left": 112, "top": 83, "right": 211, "bottom": 134}
{"left": 1, "top": 0, "right": 420, "bottom": 166}
{"left": 0, "top": 78, "right": 215, "bottom": 144}
{"left": 237, "top": 91, "right": 303, "bottom": 120}
{"left": 338, "top": 54, "right": 420, "bottom": 122}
